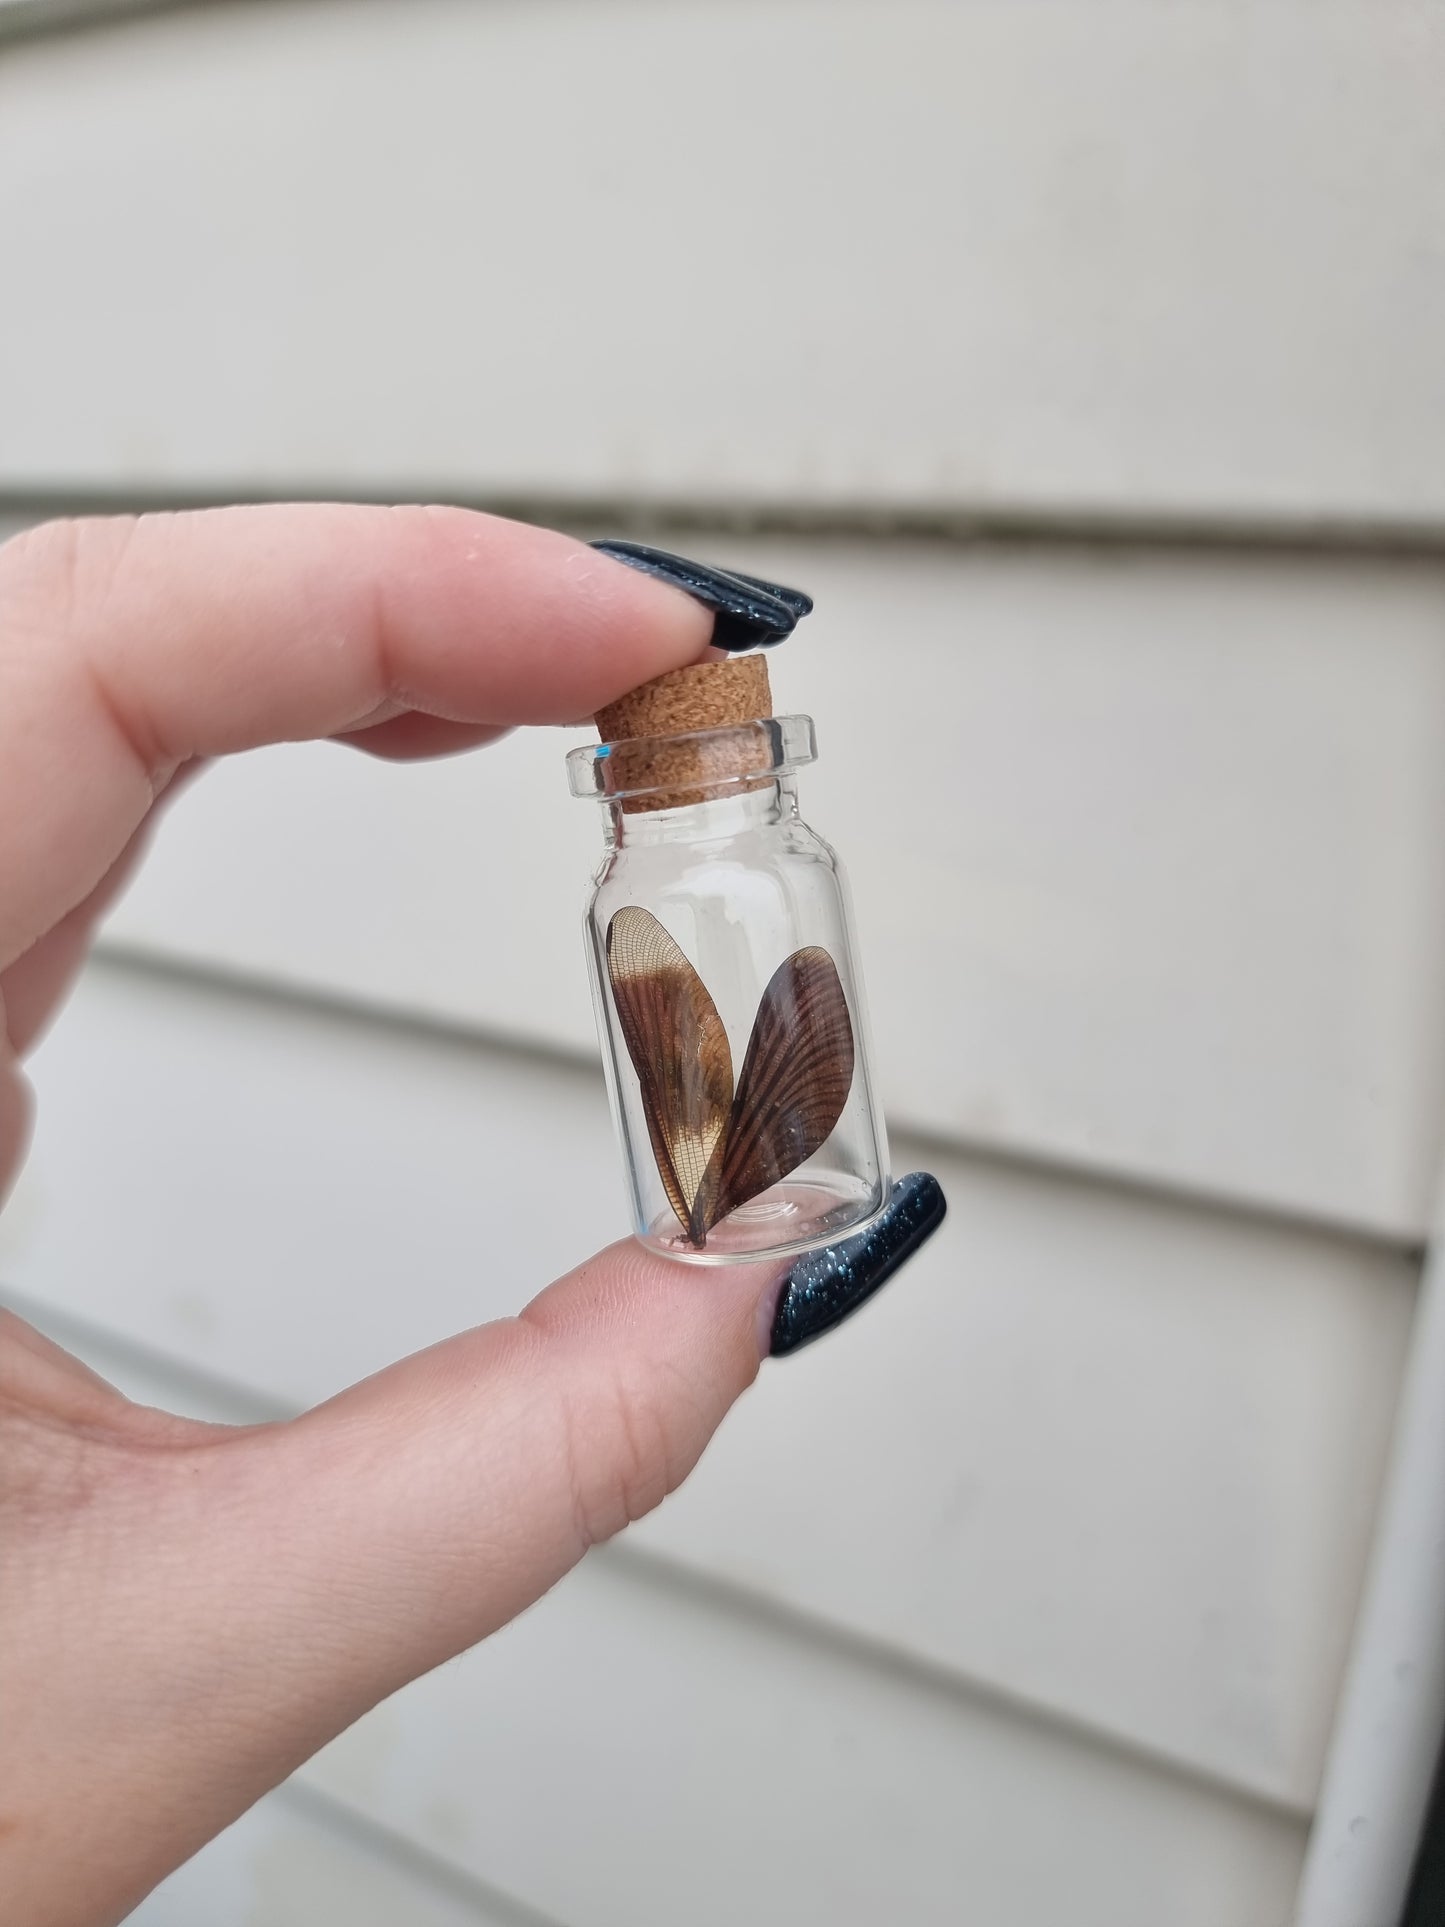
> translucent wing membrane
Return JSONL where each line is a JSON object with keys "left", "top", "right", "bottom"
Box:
{"left": 606, "top": 910, "right": 856, "bottom": 1247}
{"left": 606, "top": 907, "right": 734, "bottom": 1243}
{"left": 710, "top": 947, "right": 855, "bottom": 1225}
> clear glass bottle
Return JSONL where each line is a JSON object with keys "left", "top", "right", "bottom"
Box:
{"left": 567, "top": 714, "right": 890, "bottom": 1264}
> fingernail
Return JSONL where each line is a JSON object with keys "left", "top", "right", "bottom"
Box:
{"left": 713, "top": 566, "right": 815, "bottom": 622}
{"left": 768, "top": 1172, "right": 947, "bottom": 1358}
{"left": 590, "top": 539, "right": 813, "bottom": 652}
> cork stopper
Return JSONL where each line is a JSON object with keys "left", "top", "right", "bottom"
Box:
{"left": 594, "top": 655, "right": 774, "bottom": 812}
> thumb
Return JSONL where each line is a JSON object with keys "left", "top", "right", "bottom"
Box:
{"left": 255, "top": 1239, "right": 780, "bottom": 1717}
{"left": 7, "top": 1181, "right": 943, "bottom": 1925}
{"left": 278, "top": 1165, "right": 942, "bottom": 1711}
{"left": 15, "top": 1241, "right": 780, "bottom": 1923}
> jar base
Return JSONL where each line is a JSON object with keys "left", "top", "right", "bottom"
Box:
{"left": 640, "top": 1175, "right": 889, "bottom": 1267}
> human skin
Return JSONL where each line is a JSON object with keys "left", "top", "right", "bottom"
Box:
{"left": 0, "top": 506, "right": 786, "bottom": 1927}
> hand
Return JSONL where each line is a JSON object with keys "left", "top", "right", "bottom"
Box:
{"left": 0, "top": 506, "right": 782, "bottom": 1927}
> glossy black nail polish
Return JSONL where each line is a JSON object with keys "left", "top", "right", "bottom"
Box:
{"left": 591, "top": 539, "right": 813, "bottom": 651}
{"left": 769, "top": 1172, "right": 946, "bottom": 1357}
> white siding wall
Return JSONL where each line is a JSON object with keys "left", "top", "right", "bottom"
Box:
{"left": 2, "top": 0, "right": 1443, "bottom": 528}
{"left": 2, "top": 3, "right": 1442, "bottom": 1922}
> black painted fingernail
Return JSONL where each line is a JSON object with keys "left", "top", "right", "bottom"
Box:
{"left": 769, "top": 1172, "right": 946, "bottom": 1358}
{"left": 712, "top": 566, "right": 815, "bottom": 622}
{"left": 590, "top": 539, "right": 813, "bottom": 652}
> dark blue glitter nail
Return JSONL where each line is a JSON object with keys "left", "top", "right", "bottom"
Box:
{"left": 769, "top": 1172, "right": 946, "bottom": 1358}
{"left": 590, "top": 539, "right": 813, "bottom": 652}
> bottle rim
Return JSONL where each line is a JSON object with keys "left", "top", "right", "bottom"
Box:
{"left": 566, "top": 713, "right": 817, "bottom": 804}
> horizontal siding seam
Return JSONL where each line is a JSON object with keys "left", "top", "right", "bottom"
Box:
{"left": 6, "top": 487, "right": 1445, "bottom": 560}
{"left": 275, "top": 1778, "right": 573, "bottom": 1927}
{"left": 1, "top": 1280, "right": 1322, "bottom": 1827}
{"left": 0, "top": 0, "right": 192, "bottom": 49}
{"left": 611, "top": 1541, "right": 1318, "bottom": 1828}
{"left": 88, "top": 940, "right": 1434, "bottom": 1259}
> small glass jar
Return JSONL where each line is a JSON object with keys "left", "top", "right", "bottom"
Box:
{"left": 567, "top": 714, "right": 890, "bottom": 1264}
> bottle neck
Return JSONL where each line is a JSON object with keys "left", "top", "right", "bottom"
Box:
{"left": 603, "top": 778, "right": 800, "bottom": 849}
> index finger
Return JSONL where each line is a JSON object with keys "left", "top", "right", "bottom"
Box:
{"left": 0, "top": 504, "right": 712, "bottom": 967}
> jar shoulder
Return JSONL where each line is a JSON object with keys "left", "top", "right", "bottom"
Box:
{"left": 588, "top": 813, "right": 843, "bottom": 903}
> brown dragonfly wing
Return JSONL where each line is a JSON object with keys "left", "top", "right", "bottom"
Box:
{"left": 606, "top": 907, "right": 734, "bottom": 1244}
{"left": 706, "top": 946, "right": 855, "bottom": 1232}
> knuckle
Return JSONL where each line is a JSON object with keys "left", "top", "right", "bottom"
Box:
{"left": 0, "top": 514, "right": 169, "bottom": 778}
{"left": 558, "top": 1358, "right": 683, "bottom": 1551}
{"left": 0, "top": 1399, "right": 122, "bottom": 1531}
{"left": 603, "top": 1366, "right": 672, "bottom": 1527}
{"left": 0, "top": 515, "right": 138, "bottom": 631}
{"left": 0, "top": 518, "right": 80, "bottom": 625}
{"left": 515, "top": 1283, "right": 727, "bottom": 1556}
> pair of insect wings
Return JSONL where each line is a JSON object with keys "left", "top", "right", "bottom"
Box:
{"left": 606, "top": 906, "right": 856, "bottom": 1247}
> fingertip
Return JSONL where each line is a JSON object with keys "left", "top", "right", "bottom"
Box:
{"left": 572, "top": 539, "right": 717, "bottom": 647}
{"left": 336, "top": 714, "right": 513, "bottom": 760}
{"left": 522, "top": 1235, "right": 781, "bottom": 1384}
{"left": 370, "top": 509, "right": 716, "bottom": 725}
{"left": 0, "top": 1064, "right": 35, "bottom": 1208}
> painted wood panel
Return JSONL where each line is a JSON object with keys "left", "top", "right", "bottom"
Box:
{"left": 634, "top": 1155, "right": 1415, "bottom": 1811}
{"left": 72, "top": 534, "right": 1445, "bottom": 1237}
{"left": 26, "top": 1300, "right": 1308, "bottom": 1927}
{"left": 0, "top": 958, "right": 1415, "bottom": 1809}
{"left": 0, "top": 1, "right": 1441, "bottom": 528}
{"left": 134, "top": 1786, "right": 525, "bottom": 1927}
{"left": 0, "top": 0, "right": 174, "bottom": 43}
{"left": 302, "top": 1549, "right": 1309, "bottom": 1927}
